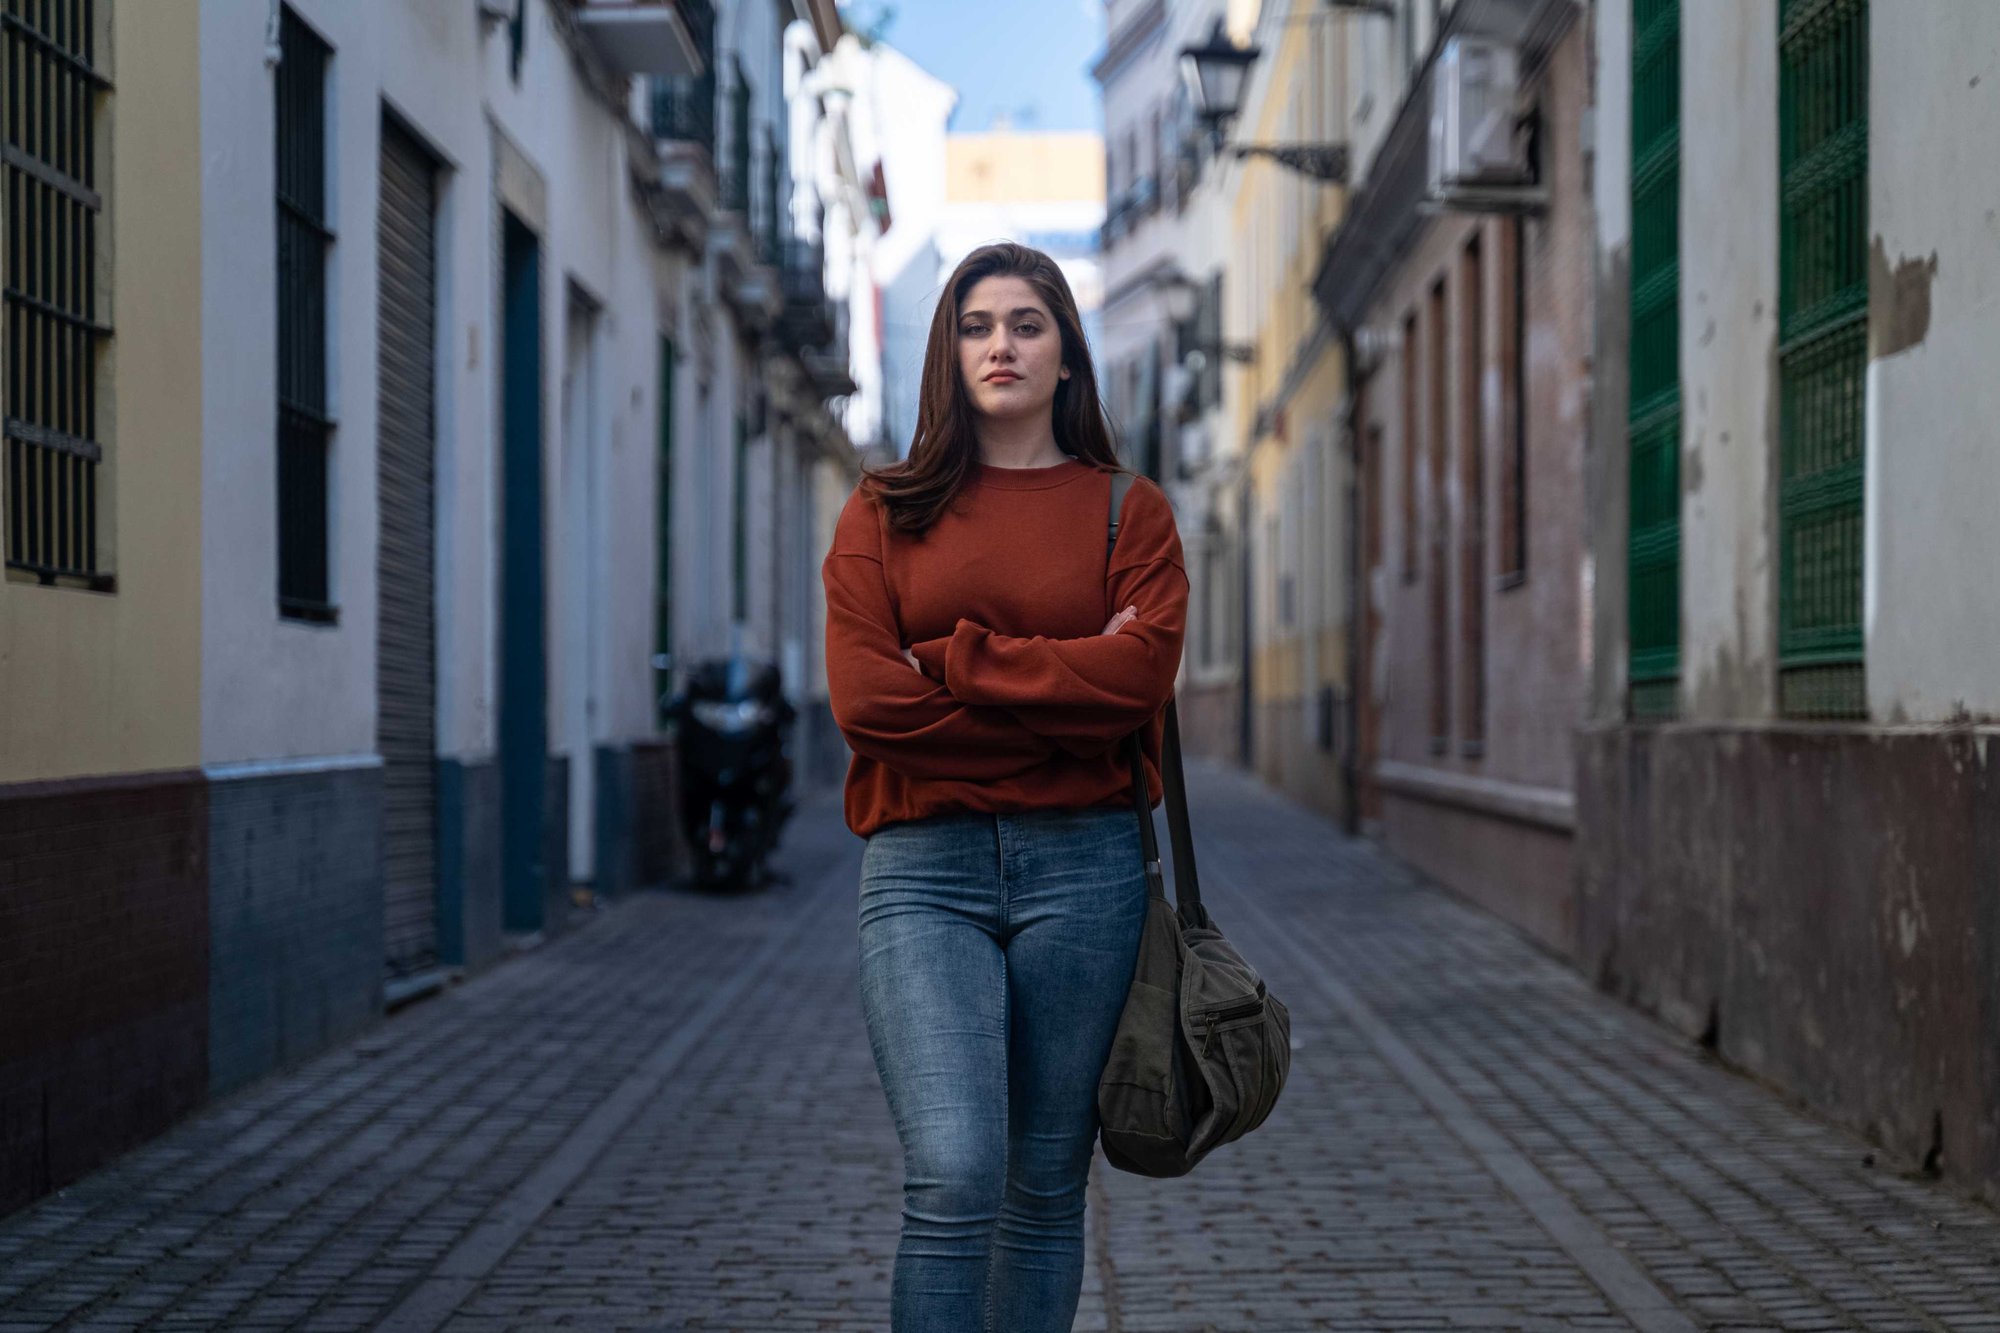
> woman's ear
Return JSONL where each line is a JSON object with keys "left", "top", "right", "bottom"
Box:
{"left": 1059, "top": 366, "right": 1071, "bottom": 380}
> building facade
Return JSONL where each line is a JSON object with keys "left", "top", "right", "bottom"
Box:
{"left": 1094, "top": 0, "right": 1240, "bottom": 765}
{"left": 1220, "top": 0, "right": 1354, "bottom": 825}
{"left": 1315, "top": 0, "right": 1593, "bottom": 952}
{"left": 1585, "top": 0, "right": 2000, "bottom": 1200}
{"left": 0, "top": 0, "right": 859, "bottom": 1215}
{"left": 0, "top": 0, "right": 209, "bottom": 1219}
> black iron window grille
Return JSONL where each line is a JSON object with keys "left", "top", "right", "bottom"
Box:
{"left": 276, "top": 5, "right": 335, "bottom": 622}
{"left": 4, "top": 0, "right": 113, "bottom": 589}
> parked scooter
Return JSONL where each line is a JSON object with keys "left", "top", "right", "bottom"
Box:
{"left": 660, "top": 653, "right": 798, "bottom": 892}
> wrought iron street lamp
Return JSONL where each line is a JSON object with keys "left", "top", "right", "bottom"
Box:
{"left": 1157, "top": 269, "right": 1256, "bottom": 366}
{"left": 1179, "top": 17, "right": 1353, "bottom": 184}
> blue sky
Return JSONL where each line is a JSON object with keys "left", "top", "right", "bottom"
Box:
{"left": 840, "top": 0, "right": 1107, "bottom": 133}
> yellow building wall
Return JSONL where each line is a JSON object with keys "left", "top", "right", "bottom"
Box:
{"left": 1229, "top": 8, "right": 1351, "bottom": 713}
{"left": 0, "top": 0, "right": 203, "bottom": 783}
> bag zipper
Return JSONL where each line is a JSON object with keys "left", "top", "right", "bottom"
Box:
{"left": 1198, "top": 997, "right": 1265, "bottom": 1056}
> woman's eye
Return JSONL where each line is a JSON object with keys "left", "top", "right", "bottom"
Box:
{"left": 960, "top": 324, "right": 986, "bottom": 336}
{"left": 1017, "top": 324, "right": 1041, "bottom": 336}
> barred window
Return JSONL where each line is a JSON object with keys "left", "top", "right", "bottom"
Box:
{"left": 276, "top": 5, "right": 335, "bottom": 621}
{"left": 1628, "top": 0, "right": 1681, "bottom": 718}
{"left": 4, "top": 0, "right": 113, "bottom": 588}
{"left": 1776, "top": 0, "right": 1867, "bottom": 717}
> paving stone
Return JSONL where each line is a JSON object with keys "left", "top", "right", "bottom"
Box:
{"left": 4, "top": 767, "right": 2000, "bottom": 1330}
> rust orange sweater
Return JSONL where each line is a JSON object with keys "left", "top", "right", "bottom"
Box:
{"left": 821, "top": 456, "right": 1190, "bottom": 838}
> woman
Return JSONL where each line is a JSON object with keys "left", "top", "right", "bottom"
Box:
{"left": 821, "top": 241, "right": 1189, "bottom": 1330}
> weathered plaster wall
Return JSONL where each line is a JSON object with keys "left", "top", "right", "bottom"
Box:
{"left": 1864, "top": 5, "right": 2000, "bottom": 724}
{"left": 1677, "top": 0, "right": 1779, "bottom": 722}
{"left": 1578, "top": 723, "right": 2000, "bottom": 1201}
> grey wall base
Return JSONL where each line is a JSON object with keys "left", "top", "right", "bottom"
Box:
{"left": 207, "top": 762, "right": 384, "bottom": 1099}
{"left": 438, "top": 758, "right": 503, "bottom": 971}
{"left": 1577, "top": 723, "right": 2000, "bottom": 1203}
{"left": 594, "top": 745, "right": 636, "bottom": 899}
{"left": 542, "top": 755, "right": 571, "bottom": 931}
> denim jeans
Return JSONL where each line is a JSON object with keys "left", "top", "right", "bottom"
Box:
{"left": 858, "top": 806, "right": 1151, "bottom": 1333}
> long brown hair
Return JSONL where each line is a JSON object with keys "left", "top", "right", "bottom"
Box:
{"left": 860, "top": 241, "right": 1126, "bottom": 534}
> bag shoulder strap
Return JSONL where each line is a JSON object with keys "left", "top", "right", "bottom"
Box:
{"left": 1106, "top": 469, "right": 1135, "bottom": 563}
{"left": 1106, "top": 470, "right": 1205, "bottom": 924}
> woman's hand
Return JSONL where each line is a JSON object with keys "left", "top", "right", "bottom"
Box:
{"left": 903, "top": 607, "right": 1132, "bottom": 675}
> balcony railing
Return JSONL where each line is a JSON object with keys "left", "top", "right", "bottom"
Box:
{"left": 647, "top": 0, "right": 715, "bottom": 154}
{"left": 778, "top": 237, "right": 835, "bottom": 351}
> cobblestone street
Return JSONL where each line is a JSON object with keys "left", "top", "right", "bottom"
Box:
{"left": 5, "top": 762, "right": 2000, "bottom": 1332}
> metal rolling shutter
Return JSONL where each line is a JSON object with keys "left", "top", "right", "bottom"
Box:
{"left": 377, "top": 117, "right": 441, "bottom": 979}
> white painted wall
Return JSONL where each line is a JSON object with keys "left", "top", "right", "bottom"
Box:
{"left": 202, "top": 0, "right": 708, "bottom": 882}
{"left": 1676, "top": 0, "right": 1779, "bottom": 722}
{"left": 1864, "top": 4, "right": 2000, "bottom": 723}
{"left": 199, "top": 0, "right": 496, "bottom": 765}
{"left": 864, "top": 43, "right": 957, "bottom": 454}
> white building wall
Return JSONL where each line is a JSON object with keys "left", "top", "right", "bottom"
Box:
{"left": 1676, "top": 0, "right": 1779, "bottom": 722}
{"left": 1864, "top": 4, "right": 2000, "bottom": 724}
{"left": 201, "top": 0, "right": 716, "bottom": 880}
{"left": 199, "top": 0, "right": 496, "bottom": 766}
{"left": 866, "top": 45, "right": 957, "bottom": 454}
{"left": 483, "top": 2, "right": 682, "bottom": 881}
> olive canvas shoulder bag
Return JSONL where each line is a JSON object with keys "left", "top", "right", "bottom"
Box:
{"left": 1094, "top": 470, "right": 1292, "bottom": 1178}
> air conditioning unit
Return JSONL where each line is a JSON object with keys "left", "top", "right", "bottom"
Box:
{"left": 1428, "top": 37, "right": 1529, "bottom": 195}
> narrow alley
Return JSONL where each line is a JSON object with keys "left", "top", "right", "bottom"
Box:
{"left": 4, "top": 763, "right": 1997, "bottom": 1332}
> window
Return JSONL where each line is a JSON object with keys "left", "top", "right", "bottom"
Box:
{"left": 1499, "top": 215, "right": 1529, "bottom": 585}
{"left": 276, "top": 6, "right": 335, "bottom": 621}
{"left": 4, "top": 0, "right": 112, "bottom": 588}
{"left": 723, "top": 58, "right": 751, "bottom": 213}
{"left": 1776, "top": 0, "right": 1867, "bottom": 718}
{"left": 1199, "top": 546, "right": 1216, "bottom": 667}
{"left": 731, "top": 411, "right": 747, "bottom": 623}
{"left": 1400, "top": 310, "right": 1418, "bottom": 582}
{"left": 1152, "top": 107, "right": 1168, "bottom": 211}
{"left": 1627, "top": 0, "right": 1680, "bottom": 716}
{"left": 1199, "top": 274, "right": 1223, "bottom": 409}
{"left": 1427, "top": 280, "right": 1448, "bottom": 754}
{"left": 1460, "top": 234, "right": 1486, "bottom": 754}
{"left": 762, "top": 124, "right": 783, "bottom": 264}
{"left": 649, "top": 0, "right": 717, "bottom": 153}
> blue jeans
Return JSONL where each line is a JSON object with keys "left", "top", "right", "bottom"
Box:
{"left": 858, "top": 807, "right": 1151, "bottom": 1333}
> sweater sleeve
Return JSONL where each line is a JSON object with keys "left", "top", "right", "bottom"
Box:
{"left": 822, "top": 489, "right": 1060, "bottom": 780}
{"left": 929, "top": 477, "right": 1189, "bottom": 758}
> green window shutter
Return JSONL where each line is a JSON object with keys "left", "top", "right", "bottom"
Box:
{"left": 1777, "top": 0, "right": 1868, "bottom": 717}
{"left": 1627, "top": 0, "right": 1681, "bottom": 718}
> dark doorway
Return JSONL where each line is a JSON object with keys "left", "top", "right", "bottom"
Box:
{"left": 500, "top": 210, "right": 548, "bottom": 933}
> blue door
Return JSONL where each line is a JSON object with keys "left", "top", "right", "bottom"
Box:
{"left": 500, "top": 211, "right": 547, "bottom": 933}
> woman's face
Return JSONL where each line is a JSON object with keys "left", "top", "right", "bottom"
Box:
{"left": 956, "top": 274, "right": 1070, "bottom": 422}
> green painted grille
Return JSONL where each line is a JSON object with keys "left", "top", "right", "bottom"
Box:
{"left": 1777, "top": 0, "right": 1867, "bottom": 717}
{"left": 1627, "top": 0, "right": 1680, "bottom": 718}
